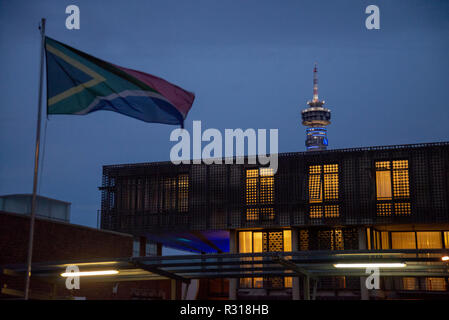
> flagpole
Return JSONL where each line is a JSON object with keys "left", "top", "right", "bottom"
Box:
{"left": 24, "top": 17, "right": 46, "bottom": 300}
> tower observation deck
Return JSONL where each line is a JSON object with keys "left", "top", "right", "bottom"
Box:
{"left": 301, "top": 64, "right": 331, "bottom": 151}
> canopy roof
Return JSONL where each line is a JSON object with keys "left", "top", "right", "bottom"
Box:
{"left": 2, "top": 249, "right": 448, "bottom": 285}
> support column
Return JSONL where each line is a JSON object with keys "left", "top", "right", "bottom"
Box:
{"left": 303, "top": 275, "right": 310, "bottom": 300}
{"left": 139, "top": 236, "right": 146, "bottom": 257}
{"left": 358, "top": 227, "right": 369, "bottom": 300}
{"left": 291, "top": 228, "right": 300, "bottom": 300}
{"left": 171, "top": 279, "right": 177, "bottom": 300}
{"left": 228, "top": 229, "right": 237, "bottom": 300}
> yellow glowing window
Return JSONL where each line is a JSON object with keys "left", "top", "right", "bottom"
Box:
{"left": 246, "top": 177, "right": 258, "bottom": 205}
{"left": 308, "top": 174, "right": 322, "bottom": 203}
{"left": 416, "top": 232, "right": 443, "bottom": 249}
{"left": 444, "top": 232, "right": 449, "bottom": 249}
{"left": 245, "top": 168, "right": 275, "bottom": 221}
{"left": 239, "top": 231, "right": 291, "bottom": 289}
{"left": 309, "top": 165, "right": 321, "bottom": 174}
{"left": 394, "top": 202, "right": 411, "bottom": 215}
{"left": 324, "top": 205, "right": 339, "bottom": 218}
{"left": 310, "top": 205, "right": 322, "bottom": 219}
{"left": 283, "top": 230, "right": 292, "bottom": 252}
{"left": 376, "top": 171, "right": 392, "bottom": 200}
{"left": 393, "top": 169, "right": 410, "bottom": 198}
{"left": 246, "top": 208, "right": 259, "bottom": 221}
{"left": 376, "top": 161, "right": 390, "bottom": 170}
{"left": 381, "top": 231, "right": 390, "bottom": 249}
{"left": 246, "top": 169, "right": 259, "bottom": 178}
{"left": 393, "top": 160, "right": 408, "bottom": 170}
{"left": 239, "top": 231, "right": 253, "bottom": 253}
{"left": 324, "top": 173, "right": 339, "bottom": 200}
{"left": 260, "top": 176, "right": 274, "bottom": 204}
{"left": 366, "top": 228, "right": 371, "bottom": 250}
{"left": 375, "top": 160, "right": 410, "bottom": 216}
{"left": 245, "top": 168, "right": 274, "bottom": 205}
{"left": 323, "top": 164, "right": 338, "bottom": 173}
{"left": 377, "top": 203, "right": 392, "bottom": 216}
{"left": 376, "top": 160, "right": 410, "bottom": 200}
{"left": 308, "top": 164, "right": 339, "bottom": 218}
{"left": 254, "top": 232, "right": 263, "bottom": 252}
{"left": 178, "top": 174, "right": 189, "bottom": 212}
{"left": 391, "top": 232, "right": 416, "bottom": 249}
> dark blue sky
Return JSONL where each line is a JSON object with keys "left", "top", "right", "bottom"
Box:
{"left": 1, "top": 0, "right": 448, "bottom": 232}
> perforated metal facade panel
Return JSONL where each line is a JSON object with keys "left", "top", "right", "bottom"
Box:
{"left": 100, "top": 142, "right": 449, "bottom": 235}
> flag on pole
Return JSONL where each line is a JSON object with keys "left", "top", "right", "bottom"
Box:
{"left": 45, "top": 37, "right": 195, "bottom": 126}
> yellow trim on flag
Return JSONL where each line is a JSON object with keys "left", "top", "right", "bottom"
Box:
{"left": 46, "top": 44, "right": 106, "bottom": 106}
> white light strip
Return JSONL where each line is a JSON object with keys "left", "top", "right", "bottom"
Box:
{"left": 333, "top": 263, "right": 406, "bottom": 269}
{"left": 60, "top": 270, "right": 119, "bottom": 277}
{"left": 442, "top": 256, "right": 449, "bottom": 262}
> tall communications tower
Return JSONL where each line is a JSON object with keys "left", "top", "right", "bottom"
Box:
{"left": 301, "top": 63, "right": 331, "bottom": 151}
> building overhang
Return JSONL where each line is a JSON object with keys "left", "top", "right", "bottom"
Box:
{"left": 144, "top": 230, "right": 230, "bottom": 254}
{"left": 2, "top": 249, "right": 448, "bottom": 290}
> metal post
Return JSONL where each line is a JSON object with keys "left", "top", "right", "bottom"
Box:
{"left": 312, "top": 279, "right": 317, "bottom": 300}
{"left": 303, "top": 275, "right": 310, "bottom": 300}
{"left": 171, "top": 279, "right": 177, "bottom": 300}
{"left": 228, "top": 229, "right": 237, "bottom": 300}
{"left": 358, "top": 227, "right": 369, "bottom": 300}
{"left": 24, "top": 18, "right": 46, "bottom": 300}
{"left": 291, "top": 228, "right": 300, "bottom": 300}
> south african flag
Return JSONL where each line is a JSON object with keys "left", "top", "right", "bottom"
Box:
{"left": 45, "top": 37, "right": 195, "bottom": 126}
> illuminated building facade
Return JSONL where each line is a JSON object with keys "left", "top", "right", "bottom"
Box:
{"left": 100, "top": 142, "right": 449, "bottom": 299}
{"left": 301, "top": 64, "right": 331, "bottom": 151}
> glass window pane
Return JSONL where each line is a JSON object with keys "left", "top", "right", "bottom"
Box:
{"left": 381, "top": 231, "right": 390, "bottom": 249}
{"left": 376, "top": 161, "right": 390, "bottom": 170}
{"left": 391, "top": 232, "right": 416, "bottom": 249}
{"left": 324, "top": 205, "right": 339, "bottom": 218}
{"left": 246, "top": 169, "right": 259, "bottom": 178}
{"left": 309, "top": 174, "right": 322, "bottom": 203}
{"left": 324, "top": 173, "right": 339, "bottom": 200}
{"left": 376, "top": 171, "right": 392, "bottom": 200}
{"left": 417, "top": 232, "right": 442, "bottom": 249}
{"left": 239, "top": 231, "right": 253, "bottom": 253}
{"left": 393, "top": 160, "right": 408, "bottom": 169}
{"left": 260, "top": 176, "right": 274, "bottom": 204}
{"left": 253, "top": 232, "right": 263, "bottom": 253}
{"left": 310, "top": 205, "right": 322, "bottom": 219}
{"left": 246, "top": 178, "right": 257, "bottom": 205}
{"left": 393, "top": 169, "right": 410, "bottom": 198}
{"left": 283, "top": 230, "right": 292, "bottom": 252}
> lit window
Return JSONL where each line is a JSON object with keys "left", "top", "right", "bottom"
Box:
{"left": 160, "top": 174, "right": 189, "bottom": 213}
{"left": 391, "top": 232, "right": 416, "bottom": 249}
{"left": 308, "top": 164, "right": 339, "bottom": 218}
{"left": 416, "top": 232, "right": 442, "bottom": 249}
{"left": 375, "top": 160, "right": 410, "bottom": 216}
{"left": 178, "top": 174, "right": 189, "bottom": 212}
{"left": 444, "top": 231, "right": 449, "bottom": 249}
{"left": 238, "top": 230, "right": 291, "bottom": 289}
{"left": 245, "top": 168, "right": 274, "bottom": 221}
{"left": 381, "top": 231, "right": 390, "bottom": 249}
